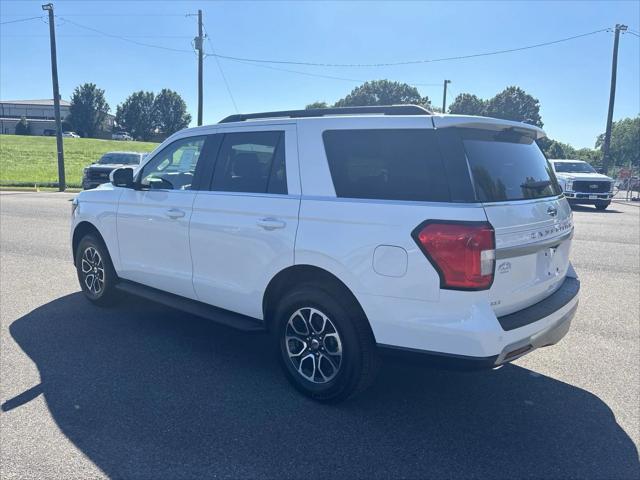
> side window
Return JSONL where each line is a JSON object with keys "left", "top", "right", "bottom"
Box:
{"left": 139, "top": 136, "right": 206, "bottom": 190}
{"left": 211, "top": 131, "right": 287, "bottom": 194}
{"left": 322, "top": 129, "right": 450, "bottom": 202}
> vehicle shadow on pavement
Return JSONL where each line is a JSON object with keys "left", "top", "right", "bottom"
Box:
{"left": 6, "top": 293, "right": 640, "bottom": 479}
{"left": 570, "top": 205, "right": 622, "bottom": 214}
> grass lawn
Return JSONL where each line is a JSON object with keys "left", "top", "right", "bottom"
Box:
{"left": 0, "top": 134, "right": 159, "bottom": 188}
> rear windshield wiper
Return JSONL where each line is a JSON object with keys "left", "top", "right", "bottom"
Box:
{"left": 521, "top": 180, "right": 551, "bottom": 190}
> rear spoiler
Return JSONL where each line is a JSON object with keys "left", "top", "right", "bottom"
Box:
{"left": 431, "top": 115, "right": 546, "bottom": 140}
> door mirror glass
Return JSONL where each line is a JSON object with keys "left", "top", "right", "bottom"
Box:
{"left": 110, "top": 167, "right": 134, "bottom": 188}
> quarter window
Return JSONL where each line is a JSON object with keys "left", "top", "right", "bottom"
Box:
{"left": 323, "top": 129, "right": 450, "bottom": 202}
{"left": 211, "top": 131, "right": 286, "bottom": 194}
{"left": 139, "top": 136, "right": 206, "bottom": 190}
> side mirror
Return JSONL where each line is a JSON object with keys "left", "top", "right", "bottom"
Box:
{"left": 110, "top": 167, "right": 134, "bottom": 188}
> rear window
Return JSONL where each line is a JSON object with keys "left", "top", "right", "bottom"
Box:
{"left": 322, "top": 129, "right": 450, "bottom": 202}
{"left": 553, "top": 161, "right": 596, "bottom": 173}
{"left": 461, "top": 129, "right": 562, "bottom": 202}
{"left": 99, "top": 153, "right": 140, "bottom": 165}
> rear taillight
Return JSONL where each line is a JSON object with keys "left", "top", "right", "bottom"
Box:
{"left": 412, "top": 221, "right": 495, "bottom": 290}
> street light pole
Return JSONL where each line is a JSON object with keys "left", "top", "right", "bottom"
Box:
{"left": 601, "top": 24, "right": 627, "bottom": 174}
{"left": 42, "top": 3, "right": 65, "bottom": 191}
{"left": 442, "top": 79, "right": 451, "bottom": 113}
{"left": 197, "top": 9, "right": 203, "bottom": 126}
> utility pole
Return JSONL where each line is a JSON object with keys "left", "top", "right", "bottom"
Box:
{"left": 42, "top": 3, "right": 65, "bottom": 191}
{"left": 601, "top": 24, "right": 627, "bottom": 174}
{"left": 196, "top": 9, "right": 203, "bottom": 126}
{"left": 442, "top": 79, "right": 451, "bottom": 113}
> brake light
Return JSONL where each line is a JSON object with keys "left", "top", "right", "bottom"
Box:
{"left": 412, "top": 221, "right": 495, "bottom": 290}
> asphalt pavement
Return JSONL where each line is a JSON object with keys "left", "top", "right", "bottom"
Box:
{"left": 1, "top": 191, "right": 638, "bottom": 479}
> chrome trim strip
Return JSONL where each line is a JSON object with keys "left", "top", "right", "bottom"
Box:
{"left": 481, "top": 194, "right": 564, "bottom": 207}
{"left": 496, "top": 230, "right": 573, "bottom": 259}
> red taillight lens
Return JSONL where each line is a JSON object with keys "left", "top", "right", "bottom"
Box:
{"left": 413, "top": 221, "right": 495, "bottom": 290}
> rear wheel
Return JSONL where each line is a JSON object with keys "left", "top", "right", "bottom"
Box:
{"left": 274, "top": 286, "right": 379, "bottom": 402}
{"left": 595, "top": 201, "right": 610, "bottom": 210}
{"left": 75, "top": 234, "right": 117, "bottom": 305}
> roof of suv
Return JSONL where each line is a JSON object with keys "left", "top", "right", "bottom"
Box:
{"left": 214, "top": 105, "right": 547, "bottom": 139}
{"left": 219, "top": 105, "right": 431, "bottom": 123}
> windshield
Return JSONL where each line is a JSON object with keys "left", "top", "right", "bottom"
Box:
{"left": 98, "top": 153, "right": 141, "bottom": 165}
{"left": 462, "top": 128, "right": 562, "bottom": 202}
{"left": 552, "top": 161, "right": 596, "bottom": 173}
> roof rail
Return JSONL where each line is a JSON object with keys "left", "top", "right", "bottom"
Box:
{"left": 218, "top": 104, "right": 431, "bottom": 123}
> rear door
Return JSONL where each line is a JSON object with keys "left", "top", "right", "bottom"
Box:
{"left": 437, "top": 123, "right": 572, "bottom": 316}
{"left": 189, "top": 123, "right": 300, "bottom": 320}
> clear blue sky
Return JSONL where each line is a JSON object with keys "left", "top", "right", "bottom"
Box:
{"left": 1, "top": 0, "right": 638, "bottom": 148}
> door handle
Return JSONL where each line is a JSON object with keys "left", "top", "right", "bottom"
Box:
{"left": 165, "top": 208, "right": 186, "bottom": 219}
{"left": 257, "top": 217, "right": 286, "bottom": 230}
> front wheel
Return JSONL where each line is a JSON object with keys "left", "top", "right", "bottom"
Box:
{"left": 595, "top": 201, "right": 610, "bottom": 211}
{"left": 274, "top": 286, "right": 379, "bottom": 402}
{"left": 75, "top": 234, "right": 117, "bottom": 305}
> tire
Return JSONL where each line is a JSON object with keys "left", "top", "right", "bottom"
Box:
{"left": 274, "top": 285, "right": 379, "bottom": 402}
{"left": 595, "top": 201, "right": 610, "bottom": 211}
{"left": 75, "top": 234, "right": 117, "bottom": 306}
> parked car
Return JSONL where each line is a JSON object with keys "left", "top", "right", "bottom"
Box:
{"left": 71, "top": 106, "right": 579, "bottom": 402}
{"left": 82, "top": 151, "right": 146, "bottom": 190}
{"left": 550, "top": 159, "right": 614, "bottom": 210}
{"left": 112, "top": 131, "right": 134, "bottom": 141}
{"left": 62, "top": 131, "right": 80, "bottom": 138}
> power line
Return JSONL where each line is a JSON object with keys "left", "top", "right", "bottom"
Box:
{"left": 206, "top": 28, "right": 611, "bottom": 67}
{"left": 626, "top": 31, "right": 640, "bottom": 38}
{"left": 216, "top": 56, "right": 442, "bottom": 88}
{"left": 0, "top": 15, "right": 44, "bottom": 25}
{"left": 3, "top": 13, "right": 191, "bottom": 17}
{"left": 0, "top": 34, "right": 194, "bottom": 38}
{"left": 55, "top": 16, "right": 193, "bottom": 53}
{"left": 202, "top": 22, "right": 239, "bottom": 113}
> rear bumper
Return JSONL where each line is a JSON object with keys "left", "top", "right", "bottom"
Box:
{"left": 367, "top": 271, "right": 580, "bottom": 369}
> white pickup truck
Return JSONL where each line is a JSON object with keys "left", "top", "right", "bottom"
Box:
{"left": 550, "top": 159, "right": 615, "bottom": 210}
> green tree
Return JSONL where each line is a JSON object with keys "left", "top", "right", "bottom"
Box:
{"left": 596, "top": 116, "right": 640, "bottom": 167}
{"left": 538, "top": 138, "right": 575, "bottom": 159}
{"left": 305, "top": 101, "right": 329, "bottom": 110}
{"left": 448, "top": 93, "right": 486, "bottom": 116}
{"left": 573, "top": 147, "right": 601, "bottom": 166}
{"left": 485, "top": 86, "right": 543, "bottom": 127}
{"left": 68, "top": 83, "right": 110, "bottom": 138}
{"left": 115, "top": 91, "right": 157, "bottom": 141}
{"left": 153, "top": 89, "right": 191, "bottom": 138}
{"left": 14, "top": 117, "right": 30, "bottom": 135}
{"left": 333, "top": 80, "right": 431, "bottom": 109}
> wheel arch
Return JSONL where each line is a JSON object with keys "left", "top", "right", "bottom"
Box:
{"left": 262, "top": 264, "right": 375, "bottom": 339}
{"left": 72, "top": 221, "right": 109, "bottom": 260}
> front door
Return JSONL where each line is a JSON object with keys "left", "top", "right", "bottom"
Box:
{"left": 117, "top": 135, "right": 211, "bottom": 299}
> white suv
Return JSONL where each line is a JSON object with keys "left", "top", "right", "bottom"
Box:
{"left": 70, "top": 105, "right": 580, "bottom": 402}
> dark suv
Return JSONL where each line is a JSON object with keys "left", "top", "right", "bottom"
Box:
{"left": 82, "top": 151, "right": 146, "bottom": 190}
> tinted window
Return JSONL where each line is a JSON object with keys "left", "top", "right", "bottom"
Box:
{"left": 99, "top": 153, "right": 140, "bottom": 165}
{"left": 139, "top": 136, "right": 206, "bottom": 190}
{"left": 553, "top": 161, "right": 596, "bottom": 173}
{"left": 322, "top": 129, "right": 450, "bottom": 202}
{"left": 211, "top": 131, "right": 286, "bottom": 194}
{"left": 462, "top": 129, "right": 562, "bottom": 202}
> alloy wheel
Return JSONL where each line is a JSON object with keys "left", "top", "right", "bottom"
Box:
{"left": 81, "top": 246, "right": 105, "bottom": 295}
{"left": 284, "top": 307, "right": 343, "bottom": 383}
